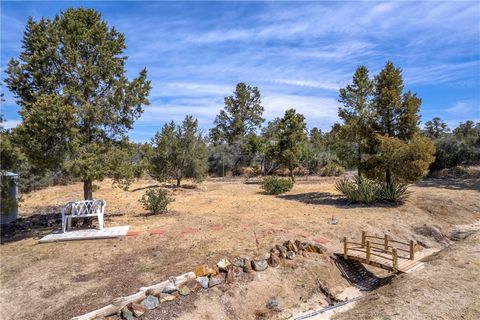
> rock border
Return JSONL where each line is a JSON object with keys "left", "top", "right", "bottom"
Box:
{"left": 70, "top": 239, "right": 327, "bottom": 320}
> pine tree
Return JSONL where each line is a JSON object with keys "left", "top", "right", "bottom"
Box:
{"left": 210, "top": 83, "right": 264, "bottom": 144}
{"left": 423, "top": 117, "right": 449, "bottom": 139}
{"left": 149, "top": 116, "right": 207, "bottom": 187}
{"left": 5, "top": 8, "right": 151, "bottom": 200}
{"left": 369, "top": 61, "right": 426, "bottom": 184}
{"left": 338, "top": 65, "right": 374, "bottom": 177}
{"left": 275, "top": 109, "right": 307, "bottom": 181}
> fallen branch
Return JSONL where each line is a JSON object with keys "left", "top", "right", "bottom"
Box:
{"left": 71, "top": 272, "right": 195, "bottom": 320}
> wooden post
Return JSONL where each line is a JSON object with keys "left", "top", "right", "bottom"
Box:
{"left": 392, "top": 248, "right": 398, "bottom": 273}
{"left": 366, "top": 240, "right": 371, "bottom": 264}
{"left": 409, "top": 240, "right": 415, "bottom": 260}
{"left": 343, "top": 237, "right": 348, "bottom": 259}
{"left": 361, "top": 231, "right": 366, "bottom": 247}
{"left": 384, "top": 234, "right": 389, "bottom": 251}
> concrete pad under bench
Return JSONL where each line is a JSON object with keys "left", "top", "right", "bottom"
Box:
{"left": 38, "top": 226, "right": 130, "bottom": 243}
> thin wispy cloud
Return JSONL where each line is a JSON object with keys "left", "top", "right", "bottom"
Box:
{"left": 1, "top": 1, "right": 478, "bottom": 142}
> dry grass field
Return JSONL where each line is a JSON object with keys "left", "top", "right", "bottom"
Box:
{"left": 0, "top": 175, "right": 479, "bottom": 320}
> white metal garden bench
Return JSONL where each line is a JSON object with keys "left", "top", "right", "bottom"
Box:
{"left": 61, "top": 200, "right": 106, "bottom": 233}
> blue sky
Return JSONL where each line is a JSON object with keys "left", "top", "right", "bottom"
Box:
{"left": 1, "top": 1, "right": 479, "bottom": 142}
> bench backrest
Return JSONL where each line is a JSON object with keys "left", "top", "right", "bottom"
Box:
{"left": 63, "top": 200, "right": 106, "bottom": 216}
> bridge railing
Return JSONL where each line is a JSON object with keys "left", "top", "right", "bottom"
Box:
{"left": 343, "top": 231, "right": 417, "bottom": 273}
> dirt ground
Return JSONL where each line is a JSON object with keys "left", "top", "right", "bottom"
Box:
{"left": 0, "top": 176, "right": 479, "bottom": 320}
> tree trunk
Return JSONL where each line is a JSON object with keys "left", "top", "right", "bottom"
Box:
{"left": 357, "top": 143, "right": 362, "bottom": 179}
{"left": 386, "top": 168, "right": 392, "bottom": 185}
{"left": 289, "top": 168, "right": 295, "bottom": 182}
{"left": 83, "top": 179, "right": 94, "bottom": 227}
{"left": 84, "top": 179, "right": 93, "bottom": 200}
{"left": 176, "top": 178, "right": 181, "bottom": 188}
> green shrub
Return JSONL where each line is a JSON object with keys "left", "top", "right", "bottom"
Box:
{"left": 261, "top": 176, "right": 294, "bottom": 195}
{"left": 335, "top": 175, "right": 380, "bottom": 204}
{"left": 335, "top": 176, "right": 409, "bottom": 204}
{"left": 379, "top": 181, "right": 410, "bottom": 203}
{"left": 320, "top": 162, "right": 345, "bottom": 177}
{"left": 139, "top": 188, "right": 174, "bottom": 214}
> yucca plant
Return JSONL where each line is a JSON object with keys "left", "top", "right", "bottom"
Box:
{"left": 379, "top": 181, "right": 410, "bottom": 203}
{"left": 335, "top": 175, "right": 380, "bottom": 204}
{"left": 336, "top": 175, "right": 410, "bottom": 204}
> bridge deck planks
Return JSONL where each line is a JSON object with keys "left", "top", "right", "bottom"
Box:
{"left": 336, "top": 248, "right": 424, "bottom": 273}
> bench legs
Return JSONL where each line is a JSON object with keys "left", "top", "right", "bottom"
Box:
{"left": 62, "top": 215, "right": 104, "bottom": 232}
{"left": 98, "top": 215, "right": 104, "bottom": 230}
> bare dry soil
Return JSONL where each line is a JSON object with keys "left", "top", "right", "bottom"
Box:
{"left": 0, "top": 176, "right": 479, "bottom": 320}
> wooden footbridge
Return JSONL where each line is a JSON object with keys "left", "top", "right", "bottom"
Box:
{"left": 336, "top": 231, "right": 424, "bottom": 274}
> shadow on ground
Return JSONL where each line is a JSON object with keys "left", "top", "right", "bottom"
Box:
{"left": 416, "top": 178, "right": 480, "bottom": 192}
{"left": 0, "top": 205, "right": 114, "bottom": 243}
{"left": 333, "top": 255, "right": 394, "bottom": 291}
{"left": 0, "top": 210, "right": 61, "bottom": 243}
{"left": 277, "top": 192, "right": 352, "bottom": 208}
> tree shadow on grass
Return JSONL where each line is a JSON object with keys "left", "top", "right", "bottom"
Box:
{"left": 129, "top": 184, "right": 162, "bottom": 192}
{"left": 130, "top": 183, "right": 199, "bottom": 192}
{"left": 1, "top": 205, "right": 123, "bottom": 244}
{"left": 277, "top": 192, "right": 401, "bottom": 209}
{"left": 278, "top": 192, "right": 348, "bottom": 206}
{"left": 1, "top": 210, "right": 62, "bottom": 244}
{"left": 415, "top": 178, "right": 480, "bottom": 192}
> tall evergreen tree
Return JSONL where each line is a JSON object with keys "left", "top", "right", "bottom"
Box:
{"left": 338, "top": 65, "right": 374, "bottom": 177}
{"left": 367, "top": 61, "right": 432, "bottom": 184}
{"left": 5, "top": 8, "right": 151, "bottom": 200}
{"left": 423, "top": 117, "right": 449, "bottom": 139}
{"left": 372, "top": 61, "right": 421, "bottom": 140}
{"left": 210, "top": 83, "right": 264, "bottom": 144}
{"left": 275, "top": 109, "right": 307, "bottom": 181}
{"left": 149, "top": 116, "right": 207, "bottom": 187}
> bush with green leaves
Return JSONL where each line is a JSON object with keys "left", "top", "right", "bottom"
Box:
{"left": 319, "top": 162, "right": 345, "bottom": 177}
{"left": 261, "top": 176, "right": 294, "bottom": 195}
{"left": 139, "top": 188, "right": 174, "bottom": 214}
{"left": 335, "top": 175, "right": 409, "bottom": 204}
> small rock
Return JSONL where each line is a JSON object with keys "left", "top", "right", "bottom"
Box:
{"left": 130, "top": 303, "right": 146, "bottom": 317}
{"left": 286, "top": 251, "right": 295, "bottom": 260}
{"left": 266, "top": 297, "right": 283, "bottom": 312}
{"left": 162, "top": 285, "right": 177, "bottom": 294}
{"left": 302, "top": 251, "right": 308, "bottom": 257}
{"left": 217, "top": 258, "right": 231, "bottom": 272}
{"left": 285, "top": 240, "right": 298, "bottom": 253}
{"left": 185, "top": 279, "right": 202, "bottom": 292}
{"left": 295, "top": 240, "right": 303, "bottom": 252}
{"left": 178, "top": 285, "right": 191, "bottom": 296}
{"left": 268, "top": 253, "right": 280, "bottom": 267}
{"left": 225, "top": 269, "right": 235, "bottom": 283}
{"left": 328, "top": 216, "right": 338, "bottom": 225}
{"left": 209, "top": 274, "right": 225, "bottom": 287}
{"left": 252, "top": 259, "right": 268, "bottom": 271}
{"left": 194, "top": 265, "right": 208, "bottom": 277}
{"left": 243, "top": 258, "right": 253, "bottom": 273}
{"left": 270, "top": 248, "right": 281, "bottom": 256}
{"left": 121, "top": 307, "right": 134, "bottom": 320}
{"left": 276, "top": 244, "right": 288, "bottom": 258}
{"left": 159, "top": 292, "right": 176, "bottom": 303}
{"left": 303, "top": 242, "right": 316, "bottom": 253}
{"left": 232, "top": 265, "right": 244, "bottom": 278}
{"left": 232, "top": 257, "right": 246, "bottom": 268}
{"left": 226, "top": 266, "right": 243, "bottom": 283}
{"left": 313, "top": 244, "right": 327, "bottom": 254}
{"left": 197, "top": 276, "right": 209, "bottom": 289}
{"left": 142, "top": 295, "right": 160, "bottom": 310}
